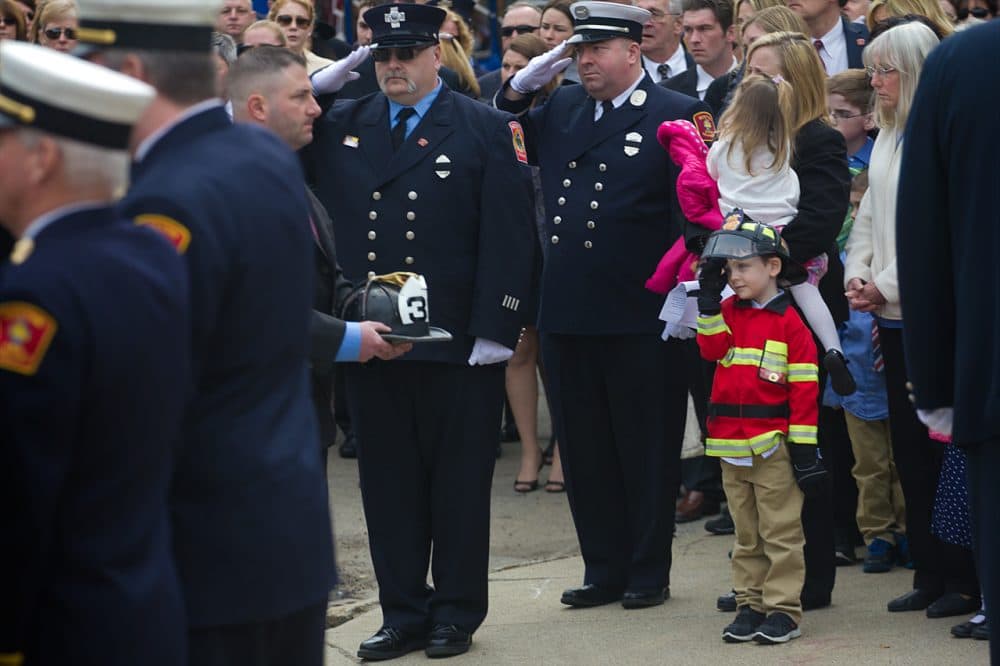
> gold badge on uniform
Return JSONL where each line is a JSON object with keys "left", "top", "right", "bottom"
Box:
{"left": 9, "top": 237, "right": 34, "bottom": 265}
{"left": 0, "top": 301, "right": 58, "bottom": 376}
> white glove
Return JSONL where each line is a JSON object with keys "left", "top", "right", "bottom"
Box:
{"left": 510, "top": 40, "right": 572, "bottom": 94}
{"left": 664, "top": 322, "right": 697, "bottom": 340}
{"left": 311, "top": 45, "right": 370, "bottom": 95}
{"left": 467, "top": 337, "right": 514, "bottom": 365}
{"left": 917, "top": 407, "right": 954, "bottom": 438}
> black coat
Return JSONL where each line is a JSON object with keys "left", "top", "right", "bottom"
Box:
{"left": 843, "top": 16, "right": 869, "bottom": 69}
{"left": 897, "top": 21, "right": 1000, "bottom": 443}
{"left": 477, "top": 68, "right": 502, "bottom": 103}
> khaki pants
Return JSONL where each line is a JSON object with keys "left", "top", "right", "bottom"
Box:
{"left": 722, "top": 444, "right": 805, "bottom": 624}
{"left": 844, "top": 412, "right": 906, "bottom": 545}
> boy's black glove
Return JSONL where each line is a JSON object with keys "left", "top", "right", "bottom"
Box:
{"left": 697, "top": 258, "right": 728, "bottom": 316}
{"left": 789, "top": 443, "right": 829, "bottom": 498}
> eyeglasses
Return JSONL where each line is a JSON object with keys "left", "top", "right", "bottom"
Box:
{"left": 43, "top": 27, "right": 77, "bottom": 40}
{"left": 865, "top": 65, "right": 897, "bottom": 77}
{"left": 371, "top": 45, "right": 432, "bottom": 62}
{"left": 500, "top": 24, "right": 538, "bottom": 37}
{"left": 829, "top": 109, "right": 867, "bottom": 123}
{"left": 958, "top": 6, "right": 990, "bottom": 18}
{"left": 275, "top": 14, "right": 311, "bottom": 29}
{"left": 646, "top": 9, "right": 679, "bottom": 21}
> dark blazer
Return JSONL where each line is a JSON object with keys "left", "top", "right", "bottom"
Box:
{"left": 306, "top": 187, "right": 353, "bottom": 443}
{"left": 0, "top": 207, "right": 190, "bottom": 665}
{"left": 311, "top": 85, "right": 537, "bottom": 363}
{"left": 120, "top": 106, "right": 335, "bottom": 627}
{"left": 336, "top": 54, "right": 463, "bottom": 99}
{"left": 897, "top": 21, "right": 1000, "bottom": 443}
{"left": 844, "top": 16, "right": 869, "bottom": 69}
{"left": 477, "top": 67, "right": 502, "bottom": 103}
{"left": 658, "top": 51, "right": 700, "bottom": 99}
{"left": 703, "top": 62, "right": 742, "bottom": 118}
{"left": 782, "top": 119, "right": 852, "bottom": 324}
{"left": 499, "top": 75, "right": 712, "bottom": 334}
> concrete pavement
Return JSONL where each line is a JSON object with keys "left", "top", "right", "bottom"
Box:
{"left": 324, "top": 518, "right": 988, "bottom": 665}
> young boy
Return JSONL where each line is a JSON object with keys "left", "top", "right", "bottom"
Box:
{"left": 828, "top": 69, "right": 876, "bottom": 249}
{"left": 696, "top": 218, "right": 825, "bottom": 644}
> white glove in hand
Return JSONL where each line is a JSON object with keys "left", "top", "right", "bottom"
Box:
{"left": 664, "top": 323, "right": 697, "bottom": 340}
{"left": 510, "top": 40, "right": 572, "bottom": 94}
{"left": 311, "top": 45, "right": 370, "bottom": 95}
{"left": 467, "top": 338, "right": 514, "bottom": 365}
{"left": 917, "top": 407, "right": 954, "bottom": 438}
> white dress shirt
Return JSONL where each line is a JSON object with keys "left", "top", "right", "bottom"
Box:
{"left": 643, "top": 45, "right": 689, "bottom": 83}
{"left": 814, "top": 18, "right": 849, "bottom": 76}
{"left": 593, "top": 71, "right": 646, "bottom": 121}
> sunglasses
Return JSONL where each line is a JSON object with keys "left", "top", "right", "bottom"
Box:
{"left": 43, "top": 27, "right": 77, "bottom": 39}
{"left": 957, "top": 6, "right": 990, "bottom": 18}
{"left": 500, "top": 24, "right": 538, "bottom": 37}
{"left": 275, "top": 14, "right": 311, "bottom": 28}
{"left": 372, "top": 45, "right": 432, "bottom": 62}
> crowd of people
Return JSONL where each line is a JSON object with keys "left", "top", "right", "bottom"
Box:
{"left": 1, "top": 0, "right": 998, "bottom": 664}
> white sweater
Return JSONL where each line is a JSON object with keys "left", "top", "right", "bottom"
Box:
{"left": 706, "top": 135, "right": 800, "bottom": 227}
{"left": 844, "top": 126, "right": 903, "bottom": 320}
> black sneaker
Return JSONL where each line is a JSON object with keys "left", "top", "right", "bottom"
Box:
{"left": 705, "top": 506, "right": 735, "bottom": 535}
{"left": 753, "top": 612, "right": 801, "bottom": 644}
{"left": 863, "top": 537, "right": 895, "bottom": 573}
{"left": 722, "top": 606, "right": 766, "bottom": 643}
{"left": 717, "top": 590, "right": 737, "bottom": 612}
{"left": 823, "top": 349, "right": 857, "bottom": 396}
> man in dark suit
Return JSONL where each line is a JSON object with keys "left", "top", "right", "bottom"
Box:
{"left": 77, "top": 2, "right": 336, "bottom": 664}
{"left": 662, "top": 0, "right": 737, "bottom": 100}
{"left": 896, "top": 21, "right": 1000, "bottom": 661}
{"left": 310, "top": 3, "right": 537, "bottom": 659}
{"left": 787, "top": 0, "right": 868, "bottom": 73}
{"left": 228, "top": 46, "right": 410, "bottom": 452}
{"left": 498, "top": 1, "right": 714, "bottom": 611}
{"left": 477, "top": 1, "right": 542, "bottom": 101}
{"left": 0, "top": 41, "right": 189, "bottom": 666}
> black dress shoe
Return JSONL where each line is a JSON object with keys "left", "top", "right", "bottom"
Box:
{"left": 972, "top": 621, "right": 990, "bottom": 640}
{"left": 560, "top": 584, "right": 623, "bottom": 607}
{"left": 339, "top": 434, "right": 357, "bottom": 459}
{"left": 926, "top": 592, "right": 981, "bottom": 618}
{"left": 705, "top": 507, "right": 735, "bottom": 535}
{"left": 425, "top": 624, "right": 472, "bottom": 658}
{"left": 357, "top": 627, "right": 425, "bottom": 661}
{"left": 951, "top": 613, "right": 986, "bottom": 638}
{"left": 622, "top": 587, "right": 668, "bottom": 609}
{"left": 887, "top": 589, "right": 937, "bottom": 613}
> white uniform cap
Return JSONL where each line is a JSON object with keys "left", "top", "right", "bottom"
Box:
{"left": 567, "top": 1, "right": 651, "bottom": 44}
{"left": 0, "top": 41, "right": 155, "bottom": 149}
{"left": 76, "top": 0, "right": 223, "bottom": 52}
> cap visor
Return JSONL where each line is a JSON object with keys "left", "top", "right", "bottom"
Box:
{"left": 381, "top": 327, "right": 453, "bottom": 343}
{"left": 567, "top": 33, "right": 617, "bottom": 44}
{"left": 371, "top": 36, "right": 438, "bottom": 49}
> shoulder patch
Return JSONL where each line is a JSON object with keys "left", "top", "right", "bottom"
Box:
{"left": 0, "top": 301, "right": 58, "bottom": 376}
{"left": 692, "top": 111, "right": 716, "bottom": 144}
{"left": 135, "top": 214, "right": 191, "bottom": 254}
{"left": 508, "top": 120, "right": 528, "bottom": 165}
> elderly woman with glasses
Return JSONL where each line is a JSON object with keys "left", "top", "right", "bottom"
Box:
{"left": 29, "top": 0, "right": 76, "bottom": 52}
{"left": 0, "top": 0, "right": 27, "bottom": 40}
{"left": 844, "top": 22, "right": 982, "bottom": 623}
{"left": 267, "top": 0, "right": 333, "bottom": 74}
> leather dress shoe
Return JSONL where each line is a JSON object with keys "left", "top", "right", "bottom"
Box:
{"left": 972, "top": 621, "right": 990, "bottom": 640}
{"left": 675, "top": 490, "right": 721, "bottom": 523}
{"left": 622, "top": 587, "right": 669, "bottom": 609}
{"left": 560, "top": 584, "right": 623, "bottom": 607}
{"left": 357, "top": 627, "right": 425, "bottom": 661}
{"left": 926, "top": 592, "right": 981, "bottom": 618}
{"left": 705, "top": 507, "right": 735, "bottom": 535}
{"left": 425, "top": 624, "right": 472, "bottom": 658}
{"left": 339, "top": 433, "right": 357, "bottom": 459}
{"left": 887, "top": 589, "right": 936, "bottom": 613}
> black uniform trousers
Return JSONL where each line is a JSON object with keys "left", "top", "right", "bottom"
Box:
{"left": 966, "top": 441, "right": 999, "bottom": 662}
{"left": 188, "top": 602, "right": 325, "bottom": 666}
{"left": 880, "top": 326, "right": 978, "bottom": 595}
{"left": 346, "top": 361, "right": 505, "bottom": 635}
{"left": 679, "top": 340, "right": 724, "bottom": 502}
{"left": 801, "top": 405, "right": 838, "bottom": 603}
{"left": 541, "top": 333, "right": 686, "bottom": 592}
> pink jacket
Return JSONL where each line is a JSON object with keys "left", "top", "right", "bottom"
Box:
{"left": 646, "top": 120, "right": 724, "bottom": 294}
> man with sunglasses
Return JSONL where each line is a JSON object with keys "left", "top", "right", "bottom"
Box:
{"left": 478, "top": 1, "right": 543, "bottom": 100}
{"left": 76, "top": 1, "right": 335, "bottom": 664}
{"left": 309, "top": 3, "right": 536, "bottom": 659}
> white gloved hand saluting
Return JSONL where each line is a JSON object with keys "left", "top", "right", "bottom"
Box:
{"left": 311, "top": 45, "right": 370, "bottom": 95}
{"left": 467, "top": 338, "right": 514, "bottom": 365}
{"left": 510, "top": 40, "right": 572, "bottom": 94}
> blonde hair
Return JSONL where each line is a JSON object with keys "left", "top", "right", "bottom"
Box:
{"left": 439, "top": 35, "right": 480, "bottom": 98}
{"left": 741, "top": 5, "right": 808, "bottom": 38}
{"left": 862, "top": 21, "right": 939, "bottom": 129}
{"left": 867, "top": 0, "right": 954, "bottom": 34}
{"left": 243, "top": 20, "right": 288, "bottom": 46}
{"left": 267, "top": 0, "right": 314, "bottom": 52}
{"left": 29, "top": 0, "right": 75, "bottom": 44}
{"left": 735, "top": 0, "right": 784, "bottom": 27}
{"left": 442, "top": 9, "right": 474, "bottom": 56}
{"left": 718, "top": 73, "right": 795, "bottom": 174}
{"left": 746, "top": 31, "right": 827, "bottom": 133}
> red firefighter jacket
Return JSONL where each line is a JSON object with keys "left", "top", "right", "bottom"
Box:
{"left": 697, "top": 292, "right": 819, "bottom": 458}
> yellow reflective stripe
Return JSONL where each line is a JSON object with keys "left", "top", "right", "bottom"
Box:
{"left": 763, "top": 340, "right": 788, "bottom": 356}
{"left": 788, "top": 424, "right": 818, "bottom": 444}
{"left": 705, "top": 430, "right": 785, "bottom": 456}
{"left": 697, "top": 314, "right": 729, "bottom": 336}
{"left": 787, "top": 363, "right": 819, "bottom": 383}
